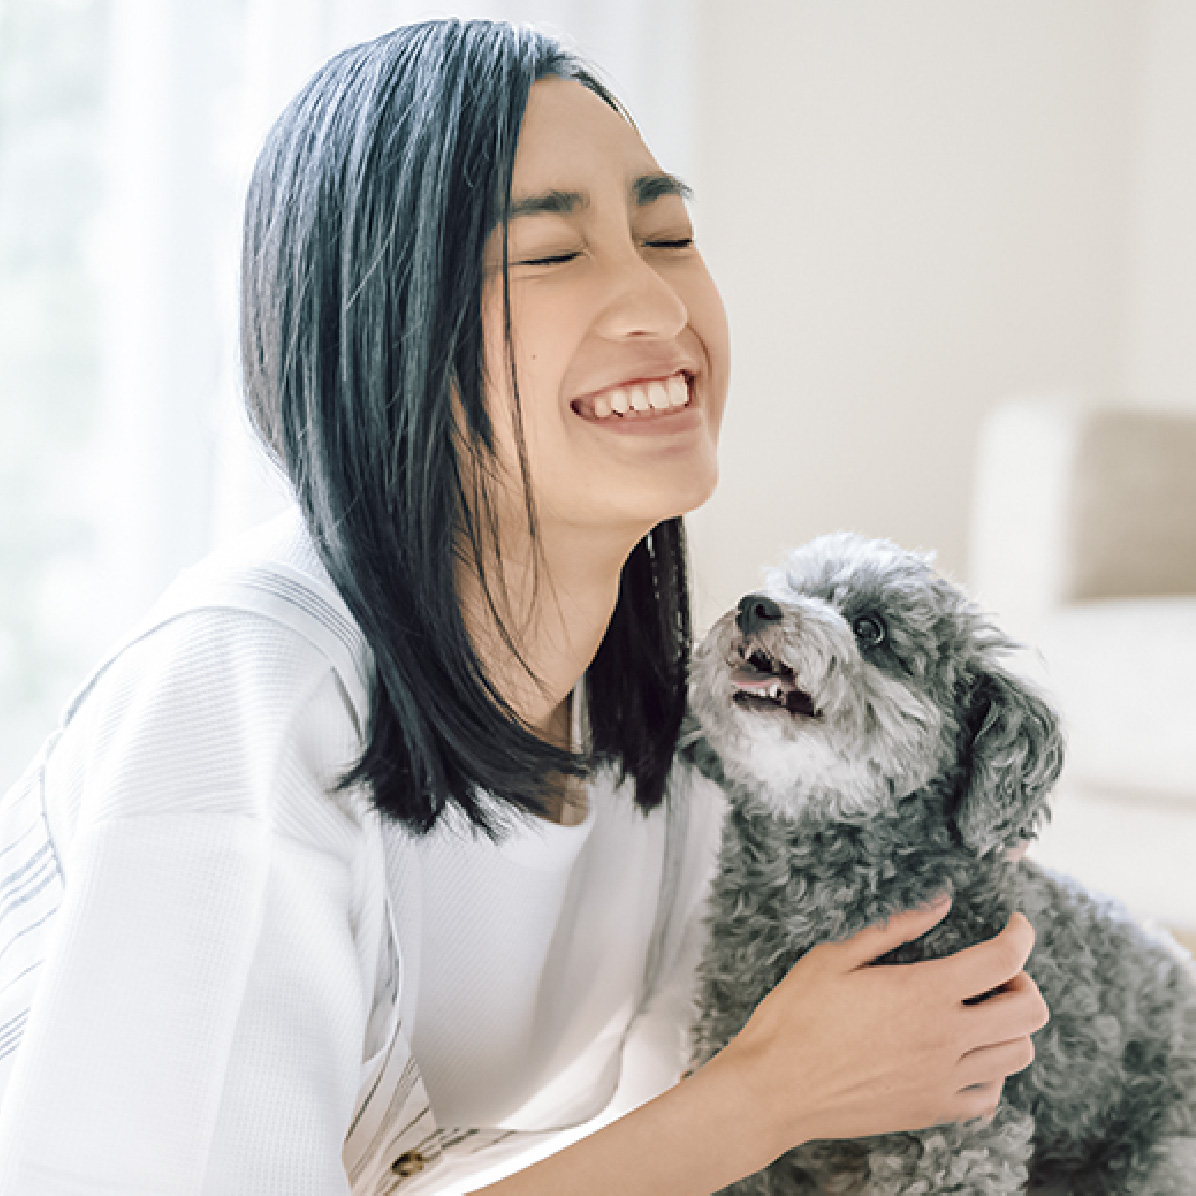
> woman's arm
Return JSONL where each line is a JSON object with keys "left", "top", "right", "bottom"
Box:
{"left": 473, "top": 899, "right": 1047, "bottom": 1195}
{"left": 0, "top": 613, "right": 376, "bottom": 1195}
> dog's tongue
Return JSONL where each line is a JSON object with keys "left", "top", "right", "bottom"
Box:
{"left": 730, "top": 664, "right": 797, "bottom": 696}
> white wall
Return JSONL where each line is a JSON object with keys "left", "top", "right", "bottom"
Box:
{"left": 1122, "top": 0, "right": 1196, "bottom": 410}
{"left": 684, "top": 0, "right": 1149, "bottom": 632}
{"left": 173, "top": 0, "right": 1196, "bottom": 637}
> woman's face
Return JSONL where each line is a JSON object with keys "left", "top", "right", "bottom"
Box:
{"left": 480, "top": 77, "right": 730, "bottom": 548}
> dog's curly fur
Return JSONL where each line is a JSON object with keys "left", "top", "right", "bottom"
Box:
{"left": 685, "top": 533, "right": 1196, "bottom": 1194}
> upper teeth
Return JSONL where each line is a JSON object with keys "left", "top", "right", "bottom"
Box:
{"left": 591, "top": 374, "right": 689, "bottom": 419}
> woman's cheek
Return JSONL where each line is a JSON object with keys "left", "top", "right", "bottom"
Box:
{"left": 694, "top": 288, "right": 731, "bottom": 428}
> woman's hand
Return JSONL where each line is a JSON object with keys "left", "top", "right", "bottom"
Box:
{"left": 705, "top": 896, "right": 1049, "bottom": 1160}
{"left": 474, "top": 898, "right": 1048, "bottom": 1195}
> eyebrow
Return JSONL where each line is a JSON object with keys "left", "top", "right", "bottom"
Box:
{"left": 506, "top": 171, "right": 694, "bottom": 220}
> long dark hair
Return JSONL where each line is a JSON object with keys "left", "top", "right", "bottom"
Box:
{"left": 240, "top": 19, "right": 691, "bottom": 837}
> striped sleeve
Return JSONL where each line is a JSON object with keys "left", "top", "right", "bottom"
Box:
{"left": 0, "top": 743, "right": 66, "bottom": 1078}
{"left": 0, "top": 608, "right": 383, "bottom": 1196}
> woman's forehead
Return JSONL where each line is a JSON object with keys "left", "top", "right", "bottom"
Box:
{"left": 511, "top": 77, "right": 659, "bottom": 198}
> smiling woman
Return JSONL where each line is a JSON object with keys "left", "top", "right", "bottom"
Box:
{"left": 449, "top": 76, "right": 728, "bottom": 805}
{"left": 239, "top": 40, "right": 726, "bottom": 837}
{"left": 0, "top": 20, "right": 736, "bottom": 1190}
{"left": 0, "top": 17, "right": 1051, "bottom": 1196}
{"left": 478, "top": 77, "right": 727, "bottom": 547}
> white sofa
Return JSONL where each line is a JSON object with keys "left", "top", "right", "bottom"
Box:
{"left": 969, "top": 398, "right": 1196, "bottom": 937}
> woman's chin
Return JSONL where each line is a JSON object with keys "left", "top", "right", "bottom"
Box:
{"left": 623, "top": 474, "right": 721, "bottom": 535}
{"left": 534, "top": 453, "right": 719, "bottom": 542}
{"left": 662, "top": 463, "right": 720, "bottom": 520}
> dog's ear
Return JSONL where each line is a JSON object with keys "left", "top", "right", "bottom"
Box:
{"left": 955, "top": 662, "right": 1063, "bottom": 857}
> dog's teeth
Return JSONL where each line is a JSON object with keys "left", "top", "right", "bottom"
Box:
{"left": 768, "top": 682, "right": 782, "bottom": 700}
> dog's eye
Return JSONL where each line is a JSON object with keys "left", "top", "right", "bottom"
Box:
{"left": 852, "top": 614, "right": 886, "bottom": 647}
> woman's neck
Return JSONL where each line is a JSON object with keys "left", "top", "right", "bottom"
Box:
{"left": 457, "top": 518, "right": 643, "bottom": 814}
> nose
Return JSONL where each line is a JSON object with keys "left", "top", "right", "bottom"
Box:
{"left": 596, "top": 251, "right": 689, "bottom": 341}
{"left": 737, "top": 594, "right": 784, "bottom": 637}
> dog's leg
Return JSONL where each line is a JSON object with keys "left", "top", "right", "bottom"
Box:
{"left": 1118, "top": 986, "right": 1196, "bottom": 1195}
{"left": 1051, "top": 988, "right": 1196, "bottom": 1195}
{"left": 864, "top": 1106, "right": 1034, "bottom": 1195}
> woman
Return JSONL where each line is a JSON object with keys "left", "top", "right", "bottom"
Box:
{"left": 0, "top": 19, "right": 1047, "bottom": 1194}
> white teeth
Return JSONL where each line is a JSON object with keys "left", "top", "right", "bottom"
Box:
{"left": 768, "top": 682, "right": 782, "bottom": 700}
{"left": 584, "top": 374, "right": 692, "bottom": 420}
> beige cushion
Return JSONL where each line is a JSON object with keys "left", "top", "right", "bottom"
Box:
{"left": 1037, "top": 598, "right": 1196, "bottom": 802}
{"left": 969, "top": 399, "right": 1196, "bottom": 639}
{"left": 1066, "top": 408, "right": 1196, "bottom": 601}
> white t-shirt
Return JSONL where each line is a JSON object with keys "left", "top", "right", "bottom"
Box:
{"left": 0, "top": 508, "right": 726, "bottom": 1195}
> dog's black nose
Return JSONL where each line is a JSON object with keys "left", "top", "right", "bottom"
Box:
{"left": 737, "top": 594, "right": 784, "bottom": 636}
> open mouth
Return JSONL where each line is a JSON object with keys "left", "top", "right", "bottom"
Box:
{"left": 571, "top": 372, "right": 694, "bottom": 422}
{"left": 730, "top": 645, "right": 821, "bottom": 718}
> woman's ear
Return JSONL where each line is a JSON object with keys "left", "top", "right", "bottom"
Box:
{"left": 955, "top": 663, "right": 1064, "bottom": 857}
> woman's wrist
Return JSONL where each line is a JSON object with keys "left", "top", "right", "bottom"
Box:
{"left": 679, "top": 1042, "right": 798, "bottom": 1181}
{"left": 694, "top": 1037, "right": 807, "bottom": 1172}
{"left": 469, "top": 1048, "right": 790, "bottom": 1195}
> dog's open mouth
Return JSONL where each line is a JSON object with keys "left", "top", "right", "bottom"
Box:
{"left": 730, "top": 646, "right": 821, "bottom": 718}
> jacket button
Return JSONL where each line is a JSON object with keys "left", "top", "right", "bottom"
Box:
{"left": 390, "top": 1149, "right": 426, "bottom": 1177}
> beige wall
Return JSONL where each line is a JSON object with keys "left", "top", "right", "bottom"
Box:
{"left": 682, "top": 0, "right": 1164, "bottom": 632}
{"left": 1123, "top": 0, "right": 1196, "bottom": 409}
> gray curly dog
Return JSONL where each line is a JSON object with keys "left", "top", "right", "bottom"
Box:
{"left": 684, "top": 532, "right": 1196, "bottom": 1194}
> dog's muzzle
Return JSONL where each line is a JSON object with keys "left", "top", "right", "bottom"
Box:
{"left": 737, "top": 593, "right": 784, "bottom": 636}
{"left": 730, "top": 643, "right": 821, "bottom": 719}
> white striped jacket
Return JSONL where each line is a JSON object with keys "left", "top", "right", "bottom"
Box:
{"left": 0, "top": 513, "right": 719, "bottom": 1194}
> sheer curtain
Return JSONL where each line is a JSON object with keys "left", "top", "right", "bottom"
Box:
{"left": 0, "top": 0, "right": 697, "bottom": 779}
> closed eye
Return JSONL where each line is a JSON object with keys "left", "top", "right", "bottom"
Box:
{"left": 519, "top": 251, "right": 580, "bottom": 266}
{"left": 523, "top": 238, "right": 693, "bottom": 264}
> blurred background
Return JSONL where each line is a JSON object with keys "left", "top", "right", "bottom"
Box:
{"left": 2, "top": 0, "right": 1193, "bottom": 940}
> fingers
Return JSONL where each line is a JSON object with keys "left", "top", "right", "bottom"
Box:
{"left": 952, "top": 1006, "right": 1043, "bottom": 1126}
{"left": 957, "top": 971, "right": 1050, "bottom": 1049}
{"left": 921, "top": 911, "right": 1036, "bottom": 998}
{"left": 952, "top": 1079, "right": 1004, "bottom": 1126}
{"left": 956, "top": 1035, "right": 1035, "bottom": 1089}
{"left": 832, "top": 894, "right": 953, "bottom": 967}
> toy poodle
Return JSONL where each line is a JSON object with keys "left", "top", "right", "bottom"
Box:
{"left": 684, "top": 532, "right": 1196, "bottom": 1194}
